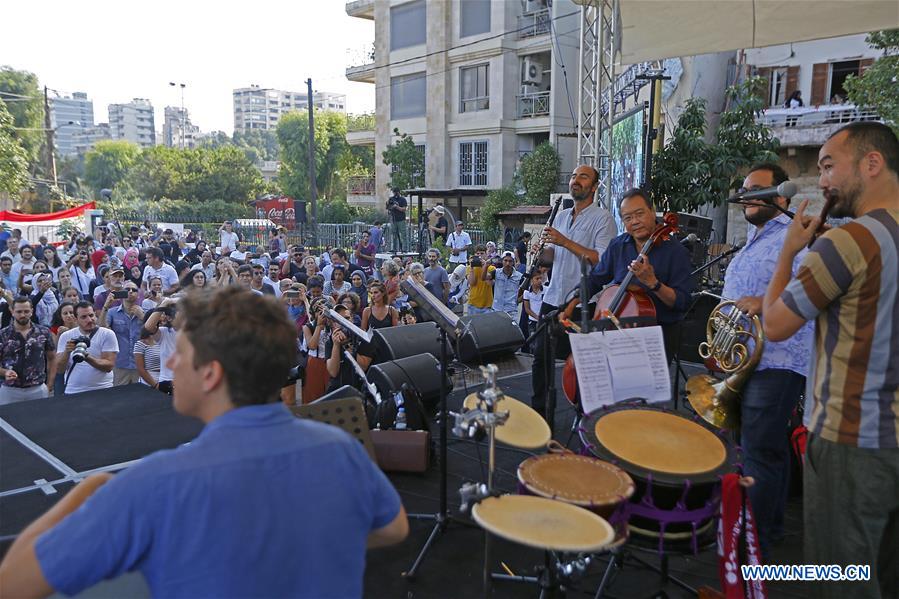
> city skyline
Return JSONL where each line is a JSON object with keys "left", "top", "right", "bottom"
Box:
{"left": 0, "top": 0, "right": 375, "bottom": 135}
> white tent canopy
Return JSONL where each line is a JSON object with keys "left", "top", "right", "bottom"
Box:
{"left": 617, "top": 0, "right": 899, "bottom": 64}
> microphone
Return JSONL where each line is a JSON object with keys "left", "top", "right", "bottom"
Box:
{"left": 728, "top": 181, "right": 797, "bottom": 203}
{"left": 680, "top": 233, "right": 698, "bottom": 245}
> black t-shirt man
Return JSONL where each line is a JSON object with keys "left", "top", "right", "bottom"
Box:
{"left": 387, "top": 193, "right": 407, "bottom": 223}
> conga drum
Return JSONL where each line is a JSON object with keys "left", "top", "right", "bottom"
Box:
{"left": 472, "top": 495, "right": 615, "bottom": 553}
{"left": 579, "top": 404, "right": 735, "bottom": 554}
{"left": 517, "top": 453, "right": 634, "bottom": 546}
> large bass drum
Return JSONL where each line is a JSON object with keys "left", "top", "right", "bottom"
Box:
{"left": 579, "top": 404, "right": 736, "bottom": 554}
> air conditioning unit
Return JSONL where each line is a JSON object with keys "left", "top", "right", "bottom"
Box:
{"left": 523, "top": 0, "right": 548, "bottom": 15}
{"left": 523, "top": 57, "right": 544, "bottom": 85}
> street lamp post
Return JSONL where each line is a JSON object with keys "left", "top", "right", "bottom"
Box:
{"left": 169, "top": 82, "right": 187, "bottom": 149}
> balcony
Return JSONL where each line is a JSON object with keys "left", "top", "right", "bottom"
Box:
{"left": 517, "top": 92, "right": 550, "bottom": 118}
{"left": 345, "top": 0, "right": 374, "bottom": 20}
{"left": 518, "top": 8, "right": 550, "bottom": 39}
{"left": 347, "top": 176, "right": 376, "bottom": 196}
{"left": 346, "top": 43, "right": 376, "bottom": 84}
{"left": 758, "top": 104, "right": 881, "bottom": 147}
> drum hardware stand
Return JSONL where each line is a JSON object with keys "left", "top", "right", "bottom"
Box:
{"left": 452, "top": 365, "right": 511, "bottom": 597}
{"left": 489, "top": 550, "right": 595, "bottom": 598}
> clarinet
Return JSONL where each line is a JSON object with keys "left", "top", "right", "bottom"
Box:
{"left": 519, "top": 195, "right": 564, "bottom": 293}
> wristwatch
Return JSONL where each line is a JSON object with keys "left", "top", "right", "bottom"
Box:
{"left": 649, "top": 280, "right": 662, "bottom": 292}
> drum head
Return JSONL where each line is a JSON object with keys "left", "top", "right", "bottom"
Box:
{"left": 518, "top": 454, "right": 634, "bottom": 508}
{"left": 472, "top": 495, "right": 615, "bottom": 553}
{"left": 593, "top": 409, "right": 726, "bottom": 475}
{"left": 463, "top": 393, "right": 551, "bottom": 450}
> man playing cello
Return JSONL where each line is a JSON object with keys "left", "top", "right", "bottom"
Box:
{"left": 586, "top": 188, "right": 694, "bottom": 362}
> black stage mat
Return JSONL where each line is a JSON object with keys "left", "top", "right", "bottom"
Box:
{"left": 0, "top": 385, "right": 203, "bottom": 474}
{"left": 0, "top": 483, "right": 75, "bottom": 558}
{"left": 0, "top": 429, "right": 62, "bottom": 491}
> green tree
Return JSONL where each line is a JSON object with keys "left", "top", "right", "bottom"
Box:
{"left": 0, "top": 67, "right": 44, "bottom": 168}
{"left": 277, "top": 110, "right": 347, "bottom": 202}
{"left": 84, "top": 140, "right": 140, "bottom": 194}
{"left": 0, "top": 99, "right": 29, "bottom": 194}
{"left": 519, "top": 142, "right": 561, "bottom": 205}
{"left": 652, "top": 77, "right": 778, "bottom": 213}
{"left": 382, "top": 128, "right": 424, "bottom": 191}
{"left": 479, "top": 187, "right": 520, "bottom": 234}
{"left": 844, "top": 29, "right": 899, "bottom": 133}
{"left": 233, "top": 129, "right": 280, "bottom": 163}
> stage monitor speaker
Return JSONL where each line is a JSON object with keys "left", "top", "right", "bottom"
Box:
{"left": 678, "top": 293, "right": 719, "bottom": 364}
{"left": 676, "top": 213, "right": 714, "bottom": 242}
{"left": 367, "top": 353, "right": 452, "bottom": 411}
{"left": 371, "top": 322, "right": 454, "bottom": 364}
{"left": 457, "top": 311, "right": 525, "bottom": 364}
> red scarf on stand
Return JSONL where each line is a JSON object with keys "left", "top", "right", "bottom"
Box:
{"left": 717, "top": 473, "right": 767, "bottom": 598}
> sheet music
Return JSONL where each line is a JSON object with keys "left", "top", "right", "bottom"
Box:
{"left": 568, "top": 326, "right": 671, "bottom": 414}
{"left": 568, "top": 333, "right": 615, "bottom": 414}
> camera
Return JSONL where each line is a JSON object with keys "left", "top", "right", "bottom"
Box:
{"left": 112, "top": 289, "right": 129, "bottom": 299}
{"left": 71, "top": 335, "right": 91, "bottom": 364}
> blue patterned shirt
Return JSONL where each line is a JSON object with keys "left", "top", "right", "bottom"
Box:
{"left": 722, "top": 213, "right": 811, "bottom": 376}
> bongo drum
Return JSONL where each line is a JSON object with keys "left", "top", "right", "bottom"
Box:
{"left": 579, "top": 404, "right": 735, "bottom": 554}
{"left": 463, "top": 393, "right": 551, "bottom": 450}
{"left": 517, "top": 453, "right": 634, "bottom": 545}
{"left": 472, "top": 495, "right": 615, "bottom": 553}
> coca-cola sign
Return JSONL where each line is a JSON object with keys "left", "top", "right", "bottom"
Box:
{"left": 255, "top": 197, "right": 296, "bottom": 229}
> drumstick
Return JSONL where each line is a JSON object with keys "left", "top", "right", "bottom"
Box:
{"left": 808, "top": 194, "right": 836, "bottom": 249}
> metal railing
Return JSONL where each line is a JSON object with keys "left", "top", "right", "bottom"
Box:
{"left": 757, "top": 104, "right": 881, "bottom": 128}
{"left": 517, "top": 91, "right": 551, "bottom": 118}
{"left": 346, "top": 43, "right": 375, "bottom": 70}
{"left": 346, "top": 112, "right": 376, "bottom": 132}
{"left": 518, "top": 8, "right": 550, "bottom": 38}
{"left": 346, "top": 176, "right": 376, "bottom": 195}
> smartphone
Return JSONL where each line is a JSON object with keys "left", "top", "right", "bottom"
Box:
{"left": 113, "top": 290, "right": 129, "bottom": 299}
{"left": 284, "top": 290, "right": 300, "bottom": 299}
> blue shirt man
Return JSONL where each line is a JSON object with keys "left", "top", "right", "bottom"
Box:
{"left": 105, "top": 302, "right": 144, "bottom": 371}
{"left": 492, "top": 251, "right": 523, "bottom": 318}
{"left": 0, "top": 286, "right": 408, "bottom": 598}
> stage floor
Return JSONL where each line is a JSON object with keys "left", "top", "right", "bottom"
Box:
{"left": 2, "top": 367, "right": 807, "bottom": 598}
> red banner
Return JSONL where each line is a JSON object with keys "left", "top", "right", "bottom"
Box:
{"left": 254, "top": 197, "right": 295, "bottom": 229}
{"left": 0, "top": 202, "right": 96, "bottom": 223}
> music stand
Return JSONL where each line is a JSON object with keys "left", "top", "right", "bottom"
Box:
{"left": 399, "top": 279, "right": 461, "bottom": 579}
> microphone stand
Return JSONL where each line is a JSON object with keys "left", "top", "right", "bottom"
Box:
{"left": 728, "top": 198, "right": 795, "bottom": 219}
{"left": 690, "top": 245, "right": 741, "bottom": 278}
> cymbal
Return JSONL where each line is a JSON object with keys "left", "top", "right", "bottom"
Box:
{"left": 473, "top": 495, "right": 615, "bottom": 553}
{"left": 463, "top": 392, "right": 551, "bottom": 450}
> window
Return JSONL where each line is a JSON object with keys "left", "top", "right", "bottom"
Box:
{"left": 767, "top": 67, "right": 788, "bottom": 107}
{"left": 390, "top": 73, "right": 427, "bottom": 119}
{"left": 460, "top": 0, "right": 491, "bottom": 37}
{"left": 459, "top": 141, "right": 488, "bottom": 186}
{"left": 460, "top": 64, "right": 489, "bottom": 113}
{"left": 390, "top": 0, "right": 426, "bottom": 51}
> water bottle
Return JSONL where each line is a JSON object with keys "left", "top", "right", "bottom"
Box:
{"left": 395, "top": 407, "right": 407, "bottom": 431}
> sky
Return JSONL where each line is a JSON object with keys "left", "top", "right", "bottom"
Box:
{"left": 1, "top": 0, "right": 376, "bottom": 134}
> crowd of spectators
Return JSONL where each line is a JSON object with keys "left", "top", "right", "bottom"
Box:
{"left": 0, "top": 218, "right": 545, "bottom": 405}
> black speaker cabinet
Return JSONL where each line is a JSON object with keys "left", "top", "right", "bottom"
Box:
{"left": 367, "top": 353, "right": 452, "bottom": 410}
{"left": 678, "top": 293, "right": 718, "bottom": 364}
{"left": 371, "top": 322, "right": 454, "bottom": 364}
{"left": 457, "top": 311, "right": 525, "bottom": 364}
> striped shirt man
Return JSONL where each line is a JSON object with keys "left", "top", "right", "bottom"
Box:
{"left": 781, "top": 209, "right": 899, "bottom": 449}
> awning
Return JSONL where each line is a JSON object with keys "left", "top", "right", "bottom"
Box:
{"left": 618, "top": 1, "right": 899, "bottom": 64}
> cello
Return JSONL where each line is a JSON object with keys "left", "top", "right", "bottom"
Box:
{"left": 561, "top": 213, "right": 680, "bottom": 405}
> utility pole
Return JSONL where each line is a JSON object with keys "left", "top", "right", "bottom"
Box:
{"left": 43, "top": 86, "right": 58, "bottom": 187}
{"left": 306, "top": 78, "right": 318, "bottom": 238}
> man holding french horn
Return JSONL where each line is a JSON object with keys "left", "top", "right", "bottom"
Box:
{"left": 720, "top": 162, "right": 813, "bottom": 559}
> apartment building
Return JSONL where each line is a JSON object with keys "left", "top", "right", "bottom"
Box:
{"left": 232, "top": 85, "right": 346, "bottom": 134}
{"left": 49, "top": 92, "right": 96, "bottom": 157}
{"left": 163, "top": 106, "right": 201, "bottom": 149}
{"left": 108, "top": 98, "right": 156, "bottom": 148}
{"left": 344, "top": 0, "right": 580, "bottom": 212}
{"left": 727, "top": 34, "right": 885, "bottom": 243}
